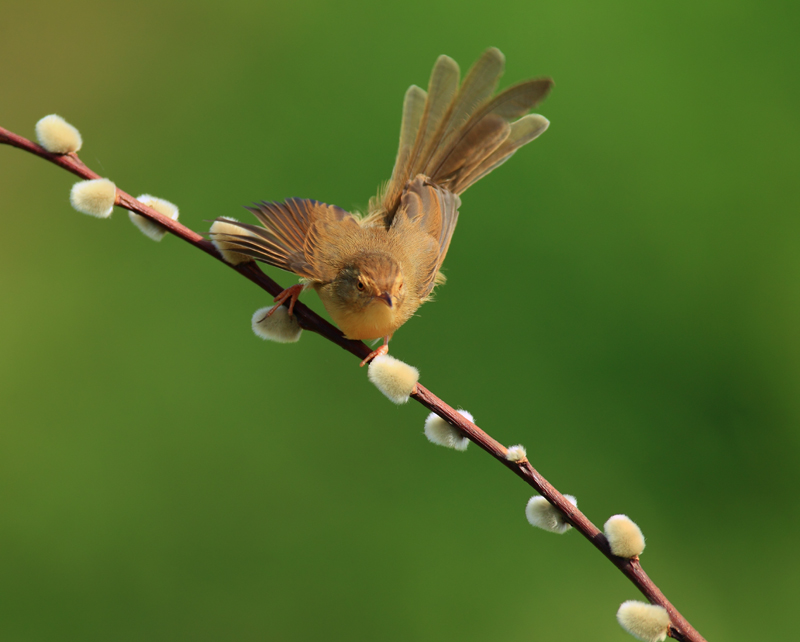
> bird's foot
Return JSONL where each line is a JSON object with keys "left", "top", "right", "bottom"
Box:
{"left": 261, "top": 283, "right": 305, "bottom": 321}
{"left": 359, "top": 343, "right": 389, "bottom": 367}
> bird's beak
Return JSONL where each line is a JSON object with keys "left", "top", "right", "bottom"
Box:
{"left": 376, "top": 291, "right": 393, "bottom": 308}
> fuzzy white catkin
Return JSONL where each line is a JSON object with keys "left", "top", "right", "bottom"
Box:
{"left": 604, "top": 514, "right": 646, "bottom": 558}
{"left": 251, "top": 306, "right": 302, "bottom": 343}
{"left": 423, "top": 409, "right": 471, "bottom": 451}
{"left": 367, "top": 355, "right": 419, "bottom": 404}
{"left": 505, "top": 444, "right": 527, "bottom": 462}
{"left": 525, "top": 494, "right": 577, "bottom": 534}
{"left": 69, "top": 178, "right": 116, "bottom": 218}
{"left": 35, "top": 114, "right": 82, "bottom": 154}
{"left": 616, "top": 601, "right": 670, "bottom": 642}
{"left": 209, "top": 217, "right": 255, "bottom": 265}
{"left": 129, "top": 194, "right": 179, "bottom": 242}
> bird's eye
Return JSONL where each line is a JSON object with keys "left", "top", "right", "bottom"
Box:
{"left": 357, "top": 281, "right": 365, "bottom": 291}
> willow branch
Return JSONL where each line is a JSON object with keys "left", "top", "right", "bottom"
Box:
{"left": 0, "top": 125, "right": 706, "bottom": 642}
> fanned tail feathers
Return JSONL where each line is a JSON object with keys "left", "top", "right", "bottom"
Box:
{"left": 380, "top": 47, "right": 552, "bottom": 217}
{"left": 384, "top": 85, "right": 427, "bottom": 207}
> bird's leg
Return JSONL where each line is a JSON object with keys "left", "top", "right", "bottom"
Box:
{"left": 359, "top": 336, "right": 390, "bottom": 367}
{"left": 261, "top": 283, "right": 306, "bottom": 321}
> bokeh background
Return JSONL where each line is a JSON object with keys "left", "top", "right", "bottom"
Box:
{"left": 1, "top": 1, "right": 798, "bottom": 640}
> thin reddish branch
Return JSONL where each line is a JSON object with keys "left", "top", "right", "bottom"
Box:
{"left": 0, "top": 125, "right": 706, "bottom": 642}
{"left": 412, "top": 384, "right": 702, "bottom": 642}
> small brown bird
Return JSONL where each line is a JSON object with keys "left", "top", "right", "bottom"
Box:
{"left": 212, "top": 48, "right": 552, "bottom": 365}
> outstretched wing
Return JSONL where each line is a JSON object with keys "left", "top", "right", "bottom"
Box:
{"left": 376, "top": 47, "right": 551, "bottom": 225}
{"left": 210, "top": 198, "right": 356, "bottom": 282}
{"left": 391, "top": 176, "right": 461, "bottom": 298}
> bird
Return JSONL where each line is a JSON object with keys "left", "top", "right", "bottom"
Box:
{"left": 211, "top": 48, "right": 553, "bottom": 366}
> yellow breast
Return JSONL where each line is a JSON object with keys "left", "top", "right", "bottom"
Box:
{"left": 317, "top": 291, "right": 400, "bottom": 340}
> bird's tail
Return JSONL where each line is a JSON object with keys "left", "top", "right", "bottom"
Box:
{"left": 379, "top": 48, "right": 552, "bottom": 215}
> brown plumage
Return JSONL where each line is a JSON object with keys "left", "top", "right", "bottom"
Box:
{"left": 211, "top": 48, "right": 552, "bottom": 365}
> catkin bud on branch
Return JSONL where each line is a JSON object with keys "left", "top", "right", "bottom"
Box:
{"left": 69, "top": 178, "right": 116, "bottom": 218}
{"left": 251, "top": 306, "right": 302, "bottom": 343}
{"left": 505, "top": 444, "right": 527, "bottom": 462}
{"left": 604, "top": 514, "right": 646, "bottom": 558}
{"left": 423, "top": 410, "right": 471, "bottom": 451}
{"left": 525, "top": 495, "right": 577, "bottom": 534}
{"left": 367, "top": 355, "right": 419, "bottom": 404}
{"left": 616, "top": 601, "right": 670, "bottom": 642}
{"left": 35, "top": 114, "right": 82, "bottom": 154}
{"left": 129, "top": 194, "right": 179, "bottom": 241}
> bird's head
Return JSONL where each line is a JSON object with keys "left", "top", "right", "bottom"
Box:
{"left": 334, "top": 253, "right": 406, "bottom": 311}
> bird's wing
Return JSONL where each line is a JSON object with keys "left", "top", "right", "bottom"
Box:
{"left": 391, "top": 176, "right": 461, "bottom": 298}
{"left": 377, "top": 47, "right": 551, "bottom": 223}
{"left": 210, "top": 198, "right": 356, "bottom": 282}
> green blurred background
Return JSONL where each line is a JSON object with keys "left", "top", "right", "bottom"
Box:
{"left": 1, "top": 1, "right": 797, "bottom": 640}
